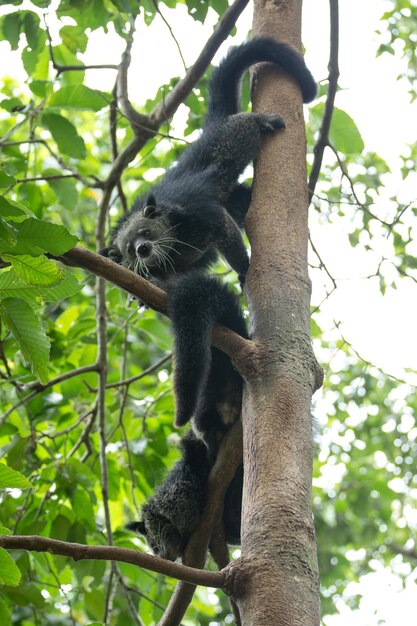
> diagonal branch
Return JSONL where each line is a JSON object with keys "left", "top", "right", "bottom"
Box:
{"left": 308, "top": 0, "right": 339, "bottom": 202}
{"left": 60, "top": 246, "right": 253, "bottom": 364}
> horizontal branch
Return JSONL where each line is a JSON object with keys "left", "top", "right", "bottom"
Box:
{"left": 0, "top": 535, "right": 224, "bottom": 588}
{"left": 61, "top": 246, "right": 252, "bottom": 363}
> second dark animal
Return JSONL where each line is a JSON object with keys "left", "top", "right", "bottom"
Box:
{"left": 127, "top": 430, "right": 243, "bottom": 561}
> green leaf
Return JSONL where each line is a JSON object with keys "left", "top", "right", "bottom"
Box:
{"left": 0, "top": 598, "right": 11, "bottom": 626}
{"left": 0, "top": 268, "right": 80, "bottom": 304}
{"left": 28, "top": 79, "right": 52, "bottom": 98}
{"left": 0, "top": 218, "right": 78, "bottom": 256}
{"left": 0, "top": 167, "right": 16, "bottom": 188}
{"left": 0, "top": 547, "right": 21, "bottom": 586}
{"left": 329, "top": 108, "right": 365, "bottom": 155}
{"left": 42, "top": 112, "right": 86, "bottom": 159}
{"left": 4, "top": 254, "right": 63, "bottom": 286}
{"left": 0, "top": 219, "right": 17, "bottom": 245}
{"left": 0, "top": 196, "right": 32, "bottom": 220}
{"left": 23, "top": 11, "right": 41, "bottom": 50}
{"left": 22, "top": 44, "right": 49, "bottom": 80}
{"left": 0, "top": 297, "right": 50, "bottom": 383}
{"left": 49, "top": 85, "right": 108, "bottom": 111}
{"left": 2, "top": 12, "right": 21, "bottom": 50}
{"left": 0, "top": 463, "right": 31, "bottom": 488}
{"left": 59, "top": 24, "right": 88, "bottom": 54}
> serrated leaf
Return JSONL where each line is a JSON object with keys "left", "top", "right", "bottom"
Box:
{"left": 0, "top": 463, "right": 31, "bottom": 488}
{"left": 0, "top": 217, "right": 78, "bottom": 256}
{"left": 0, "top": 268, "right": 80, "bottom": 304}
{"left": 49, "top": 85, "right": 108, "bottom": 111}
{"left": 0, "top": 196, "right": 32, "bottom": 220}
{"left": 0, "top": 547, "right": 21, "bottom": 586}
{"left": 0, "top": 297, "right": 50, "bottom": 383}
{"left": 42, "top": 112, "right": 86, "bottom": 159}
{"left": 4, "top": 254, "right": 63, "bottom": 286}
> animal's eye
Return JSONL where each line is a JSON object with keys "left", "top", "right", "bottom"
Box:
{"left": 143, "top": 230, "right": 150, "bottom": 238}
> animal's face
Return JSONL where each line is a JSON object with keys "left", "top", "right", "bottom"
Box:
{"left": 134, "top": 510, "right": 184, "bottom": 561}
{"left": 108, "top": 197, "right": 177, "bottom": 279}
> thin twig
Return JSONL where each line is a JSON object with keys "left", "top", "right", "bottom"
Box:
{"left": 152, "top": 0, "right": 187, "bottom": 72}
{"left": 308, "top": 0, "right": 339, "bottom": 202}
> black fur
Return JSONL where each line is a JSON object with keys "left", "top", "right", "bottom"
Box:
{"left": 127, "top": 431, "right": 210, "bottom": 561}
{"left": 127, "top": 430, "right": 244, "bottom": 559}
{"left": 105, "top": 37, "right": 316, "bottom": 284}
{"left": 166, "top": 273, "right": 247, "bottom": 457}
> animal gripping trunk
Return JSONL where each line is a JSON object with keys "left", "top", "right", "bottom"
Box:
{"left": 221, "top": 3, "right": 322, "bottom": 626}
{"left": 205, "top": 36, "right": 317, "bottom": 126}
{"left": 167, "top": 276, "right": 227, "bottom": 427}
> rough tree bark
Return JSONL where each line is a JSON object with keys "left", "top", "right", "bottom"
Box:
{"left": 224, "top": 1, "right": 322, "bottom": 624}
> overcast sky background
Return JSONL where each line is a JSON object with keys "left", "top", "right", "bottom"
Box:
{"left": 1, "top": 1, "right": 416, "bottom": 624}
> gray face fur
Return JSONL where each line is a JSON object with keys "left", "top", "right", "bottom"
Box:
{"left": 140, "top": 509, "right": 184, "bottom": 561}
{"left": 112, "top": 210, "right": 177, "bottom": 279}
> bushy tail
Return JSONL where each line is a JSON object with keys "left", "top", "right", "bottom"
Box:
{"left": 205, "top": 36, "right": 316, "bottom": 125}
{"left": 167, "top": 274, "right": 247, "bottom": 427}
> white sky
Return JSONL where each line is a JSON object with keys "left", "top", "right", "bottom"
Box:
{"left": 1, "top": 1, "right": 416, "bottom": 624}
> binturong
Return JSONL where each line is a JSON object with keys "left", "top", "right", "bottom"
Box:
{"left": 127, "top": 431, "right": 243, "bottom": 560}
{"left": 103, "top": 37, "right": 316, "bottom": 286}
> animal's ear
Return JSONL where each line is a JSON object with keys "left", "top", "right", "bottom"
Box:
{"left": 126, "top": 521, "right": 146, "bottom": 536}
{"left": 143, "top": 195, "right": 156, "bottom": 218}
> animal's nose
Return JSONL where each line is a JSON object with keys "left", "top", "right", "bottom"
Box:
{"left": 136, "top": 242, "right": 151, "bottom": 257}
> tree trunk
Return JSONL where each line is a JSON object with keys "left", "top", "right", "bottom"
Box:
{"left": 224, "top": 1, "right": 322, "bottom": 624}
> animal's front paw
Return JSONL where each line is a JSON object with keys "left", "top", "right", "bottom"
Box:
{"left": 258, "top": 114, "right": 286, "bottom": 134}
{"left": 238, "top": 274, "right": 246, "bottom": 290}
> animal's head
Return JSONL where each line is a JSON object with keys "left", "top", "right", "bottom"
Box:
{"left": 126, "top": 507, "right": 184, "bottom": 561}
{"left": 104, "top": 194, "right": 177, "bottom": 279}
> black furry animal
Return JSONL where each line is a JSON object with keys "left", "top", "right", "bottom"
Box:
{"left": 104, "top": 37, "right": 316, "bottom": 284}
{"left": 166, "top": 273, "right": 248, "bottom": 457}
{"left": 127, "top": 431, "right": 243, "bottom": 560}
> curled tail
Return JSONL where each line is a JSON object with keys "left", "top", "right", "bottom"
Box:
{"left": 167, "top": 273, "right": 247, "bottom": 427}
{"left": 206, "top": 36, "right": 316, "bottom": 125}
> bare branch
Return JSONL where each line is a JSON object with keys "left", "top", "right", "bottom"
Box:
{"left": 0, "top": 535, "right": 224, "bottom": 587}
{"left": 308, "top": 0, "right": 339, "bottom": 202}
{"left": 20, "top": 364, "right": 99, "bottom": 392}
{"left": 116, "top": 24, "right": 151, "bottom": 130}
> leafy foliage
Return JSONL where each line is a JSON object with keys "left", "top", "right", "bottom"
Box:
{"left": 0, "top": 0, "right": 415, "bottom": 625}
